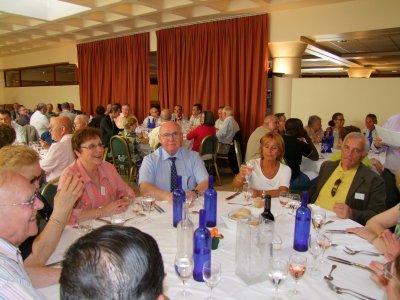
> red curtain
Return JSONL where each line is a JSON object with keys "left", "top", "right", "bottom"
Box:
{"left": 156, "top": 15, "right": 268, "bottom": 143}
{"left": 77, "top": 33, "right": 150, "bottom": 122}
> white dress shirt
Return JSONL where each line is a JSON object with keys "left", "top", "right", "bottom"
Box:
{"left": 30, "top": 111, "right": 49, "bottom": 136}
{"left": 40, "top": 134, "right": 75, "bottom": 182}
{"left": 216, "top": 116, "right": 240, "bottom": 144}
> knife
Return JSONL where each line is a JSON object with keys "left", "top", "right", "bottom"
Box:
{"left": 325, "top": 229, "right": 354, "bottom": 234}
{"left": 154, "top": 203, "right": 165, "bottom": 213}
{"left": 96, "top": 218, "right": 111, "bottom": 224}
{"left": 327, "top": 256, "right": 372, "bottom": 272}
{"left": 225, "top": 192, "right": 241, "bottom": 200}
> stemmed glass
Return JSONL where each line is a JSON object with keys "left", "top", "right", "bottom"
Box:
{"left": 317, "top": 231, "right": 332, "bottom": 264}
{"left": 278, "top": 191, "right": 290, "bottom": 217}
{"left": 288, "top": 254, "right": 307, "bottom": 295}
{"left": 308, "top": 234, "right": 324, "bottom": 275}
{"left": 268, "top": 259, "right": 288, "bottom": 300}
{"left": 174, "top": 255, "right": 194, "bottom": 297}
{"left": 202, "top": 261, "right": 221, "bottom": 300}
{"left": 141, "top": 193, "right": 155, "bottom": 221}
{"left": 312, "top": 209, "right": 326, "bottom": 232}
{"left": 242, "top": 181, "right": 252, "bottom": 204}
{"left": 289, "top": 194, "right": 301, "bottom": 217}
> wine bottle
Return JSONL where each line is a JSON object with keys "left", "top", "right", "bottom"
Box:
{"left": 193, "top": 209, "right": 211, "bottom": 282}
{"left": 260, "top": 194, "right": 274, "bottom": 222}
{"left": 173, "top": 175, "right": 185, "bottom": 227}
{"left": 177, "top": 203, "right": 194, "bottom": 257}
{"left": 293, "top": 191, "right": 311, "bottom": 252}
{"left": 204, "top": 175, "right": 217, "bottom": 227}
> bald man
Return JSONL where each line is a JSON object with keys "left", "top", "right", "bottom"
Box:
{"left": 245, "top": 115, "right": 279, "bottom": 162}
{"left": 139, "top": 121, "right": 208, "bottom": 201}
{"left": 40, "top": 116, "right": 75, "bottom": 181}
{"left": 73, "top": 114, "right": 89, "bottom": 130}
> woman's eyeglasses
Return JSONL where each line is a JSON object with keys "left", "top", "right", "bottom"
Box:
{"left": 81, "top": 143, "right": 105, "bottom": 150}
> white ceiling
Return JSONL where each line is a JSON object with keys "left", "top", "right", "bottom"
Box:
{"left": 1, "top": 0, "right": 399, "bottom": 77}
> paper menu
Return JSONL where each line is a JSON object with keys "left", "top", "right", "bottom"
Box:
{"left": 375, "top": 125, "right": 400, "bottom": 147}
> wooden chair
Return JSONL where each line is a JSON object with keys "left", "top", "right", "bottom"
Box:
{"left": 110, "top": 135, "right": 136, "bottom": 183}
{"left": 199, "top": 135, "right": 221, "bottom": 185}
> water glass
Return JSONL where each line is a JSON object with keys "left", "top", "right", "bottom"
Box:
{"left": 141, "top": 193, "right": 155, "bottom": 221}
{"left": 268, "top": 259, "right": 288, "bottom": 300}
{"left": 308, "top": 234, "right": 323, "bottom": 275}
{"left": 317, "top": 231, "right": 332, "bottom": 264}
{"left": 203, "top": 261, "right": 221, "bottom": 300}
{"left": 242, "top": 181, "right": 252, "bottom": 204}
{"left": 175, "top": 255, "right": 194, "bottom": 297}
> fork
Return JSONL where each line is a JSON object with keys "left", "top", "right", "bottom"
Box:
{"left": 327, "top": 281, "right": 377, "bottom": 300}
{"left": 343, "top": 246, "right": 381, "bottom": 256}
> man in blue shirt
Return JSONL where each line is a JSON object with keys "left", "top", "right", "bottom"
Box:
{"left": 139, "top": 121, "right": 209, "bottom": 202}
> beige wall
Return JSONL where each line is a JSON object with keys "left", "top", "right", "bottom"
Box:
{"left": 0, "top": 45, "right": 80, "bottom": 110}
{"left": 291, "top": 78, "right": 400, "bottom": 128}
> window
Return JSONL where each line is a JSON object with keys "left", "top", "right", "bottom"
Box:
{"left": 4, "top": 63, "right": 78, "bottom": 87}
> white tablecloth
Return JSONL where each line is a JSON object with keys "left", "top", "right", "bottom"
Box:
{"left": 39, "top": 192, "right": 385, "bottom": 299}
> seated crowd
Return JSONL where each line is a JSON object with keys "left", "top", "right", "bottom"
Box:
{"left": 0, "top": 99, "right": 399, "bottom": 299}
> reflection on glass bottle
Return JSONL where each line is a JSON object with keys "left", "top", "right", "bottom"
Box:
{"left": 293, "top": 191, "right": 311, "bottom": 252}
{"left": 204, "top": 175, "right": 217, "bottom": 227}
{"left": 193, "top": 209, "right": 211, "bottom": 282}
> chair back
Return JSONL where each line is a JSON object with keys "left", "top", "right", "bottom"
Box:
{"left": 41, "top": 180, "right": 58, "bottom": 209}
{"left": 234, "top": 140, "right": 243, "bottom": 169}
{"left": 199, "top": 135, "right": 217, "bottom": 161}
{"left": 110, "top": 135, "right": 133, "bottom": 173}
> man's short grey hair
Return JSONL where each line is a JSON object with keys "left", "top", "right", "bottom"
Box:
{"left": 343, "top": 132, "right": 369, "bottom": 155}
{"left": 223, "top": 106, "right": 233, "bottom": 116}
{"left": 160, "top": 109, "right": 172, "bottom": 121}
{"left": 37, "top": 103, "right": 46, "bottom": 111}
{"left": 307, "top": 115, "right": 321, "bottom": 126}
{"left": 75, "top": 114, "right": 89, "bottom": 124}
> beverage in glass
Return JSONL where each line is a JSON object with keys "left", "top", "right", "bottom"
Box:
{"left": 312, "top": 209, "right": 326, "bottom": 232}
{"left": 141, "top": 193, "right": 155, "bottom": 221}
{"left": 175, "top": 255, "right": 194, "bottom": 297}
{"left": 288, "top": 254, "right": 307, "bottom": 294}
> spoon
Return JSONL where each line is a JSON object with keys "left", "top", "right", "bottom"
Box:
{"left": 324, "top": 264, "right": 337, "bottom": 281}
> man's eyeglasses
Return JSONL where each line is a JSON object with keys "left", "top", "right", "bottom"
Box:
{"left": 160, "top": 132, "right": 181, "bottom": 140}
{"left": 30, "top": 172, "right": 45, "bottom": 185}
{"left": 81, "top": 143, "right": 105, "bottom": 150}
{"left": 331, "top": 178, "right": 342, "bottom": 197}
{"left": 0, "top": 192, "right": 38, "bottom": 207}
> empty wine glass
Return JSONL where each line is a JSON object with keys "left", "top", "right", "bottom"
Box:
{"left": 289, "top": 194, "right": 301, "bottom": 217}
{"left": 202, "top": 261, "right": 221, "bottom": 300}
{"left": 141, "top": 193, "right": 155, "bottom": 221}
{"left": 268, "top": 259, "right": 288, "bottom": 300}
{"left": 312, "top": 209, "right": 326, "bottom": 232}
{"left": 175, "top": 255, "right": 194, "bottom": 297}
{"left": 308, "top": 234, "right": 324, "bottom": 275}
{"left": 288, "top": 254, "right": 307, "bottom": 295}
{"left": 317, "top": 231, "right": 332, "bottom": 264}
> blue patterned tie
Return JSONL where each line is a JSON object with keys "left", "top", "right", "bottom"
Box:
{"left": 169, "top": 157, "right": 177, "bottom": 192}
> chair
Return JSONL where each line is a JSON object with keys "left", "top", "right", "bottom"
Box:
{"left": 233, "top": 140, "right": 243, "bottom": 171}
{"left": 216, "top": 131, "right": 243, "bottom": 174}
{"left": 199, "top": 135, "right": 221, "bottom": 185}
{"left": 110, "top": 135, "right": 136, "bottom": 183}
{"left": 37, "top": 178, "right": 58, "bottom": 231}
{"left": 41, "top": 179, "right": 58, "bottom": 209}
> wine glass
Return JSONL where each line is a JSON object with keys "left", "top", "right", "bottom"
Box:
{"left": 312, "top": 209, "right": 326, "bottom": 232}
{"left": 268, "top": 259, "right": 288, "bottom": 300}
{"left": 141, "top": 193, "right": 155, "bottom": 221}
{"left": 202, "top": 261, "right": 221, "bottom": 300}
{"left": 288, "top": 254, "right": 307, "bottom": 295}
{"left": 278, "top": 191, "right": 290, "bottom": 217}
{"left": 245, "top": 161, "right": 254, "bottom": 180}
{"left": 317, "top": 231, "right": 332, "bottom": 264}
{"left": 174, "top": 255, "right": 194, "bottom": 297}
{"left": 289, "top": 194, "right": 301, "bottom": 217}
{"left": 308, "top": 234, "right": 323, "bottom": 275}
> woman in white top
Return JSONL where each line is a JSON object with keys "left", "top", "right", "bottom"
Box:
{"left": 233, "top": 132, "right": 291, "bottom": 197}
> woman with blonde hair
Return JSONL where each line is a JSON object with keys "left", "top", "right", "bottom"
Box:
{"left": 233, "top": 132, "right": 291, "bottom": 197}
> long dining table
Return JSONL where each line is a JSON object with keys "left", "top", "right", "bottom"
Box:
{"left": 39, "top": 191, "right": 385, "bottom": 299}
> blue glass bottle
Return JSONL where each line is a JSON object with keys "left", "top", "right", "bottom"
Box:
{"left": 204, "top": 175, "right": 217, "bottom": 227}
{"left": 173, "top": 176, "right": 185, "bottom": 227}
{"left": 193, "top": 209, "right": 211, "bottom": 282}
{"left": 293, "top": 191, "right": 311, "bottom": 252}
{"left": 147, "top": 118, "right": 151, "bottom": 129}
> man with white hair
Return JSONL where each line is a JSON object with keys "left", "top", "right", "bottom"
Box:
{"left": 310, "top": 132, "right": 386, "bottom": 225}
{"left": 0, "top": 171, "right": 45, "bottom": 299}
{"left": 216, "top": 106, "right": 240, "bottom": 155}
{"left": 245, "top": 115, "right": 278, "bottom": 162}
{"left": 73, "top": 114, "right": 89, "bottom": 130}
{"left": 115, "top": 104, "right": 132, "bottom": 130}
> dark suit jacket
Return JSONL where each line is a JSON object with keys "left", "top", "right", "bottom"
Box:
{"left": 100, "top": 115, "right": 119, "bottom": 147}
{"left": 309, "top": 160, "right": 386, "bottom": 225}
